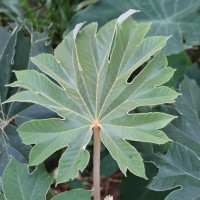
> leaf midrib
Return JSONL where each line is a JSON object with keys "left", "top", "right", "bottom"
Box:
{"left": 97, "top": 26, "right": 137, "bottom": 119}
{"left": 102, "top": 127, "right": 130, "bottom": 169}
{"left": 22, "top": 124, "right": 91, "bottom": 135}
{"left": 59, "top": 128, "right": 91, "bottom": 182}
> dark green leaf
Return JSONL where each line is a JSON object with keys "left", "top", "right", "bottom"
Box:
{"left": 100, "top": 154, "right": 118, "bottom": 176}
{"left": 148, "top": 143, "right": 200, "bottom": 200}
{"left": 67, "top": 0, "right": 200, "bottom": 55}
{"left": 0, "top": 23, "right": 53, "bottom": 185}
{"left": 0, "top": 124, "right": 30, "bottom": 177}
{"left": 187, "top": 64, "right": 200, "bottom": 86}
{"left": 120, "top": 163, "right": 170, "bottom": 200}
{"left": 160, "top": 77, "right": 200, "bottom": 157}
{"left": 166, "top": 52, "right": 192, "bottom": 88}
{"left": 67, "top": 179, "right": 83, "bottom": 189}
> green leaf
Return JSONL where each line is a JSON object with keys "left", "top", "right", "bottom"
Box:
{"left": 187, "top": 64, "right": 200, "bottom": 87}
{"left": 67, "top": 179, "right": 83, "bottom": 189}
{"left": 67, "top": 0, "right": 200, "bottom": 55}
{"left": 0, "top": 24, "right": 19, "bottom": 102}
{"left": 166, "top": 52, "right": 192, "bottom": 88}
{"left": 6, "top": 11, "right": 178, "bottom": 183}
{"left": 18, "top": 118, "right": 92, "bottom": 183}
{"left": 148, "top": 142, "right": 200, "bottom": 200}
{"left": 0, "top": 125, "right": 30, "bottom": 178}
{"left": 160, "top": 77, "right": 200, "bottom": 157}
{"left": 120, "top": 163, "right": 170, "bottom": 200}
{"left": 0, "top": 0, "right": 23, "bottom": 20}
{"left": 1, "top": 158, "right": 52, "bottom": 200}
{"left": 0, "top": 24, "right": 53, "bottom": 186}
{"left": 51, "top": 189, "right": 92, "bottom": 200}
{"left": 100, "top": 154, "right": 118, "bottom": 176}
{"left": 0, "top": 24, "right": 31, "bottom": 183}
{"left": 0, "top": 193, "right": 5, "bottom": 200}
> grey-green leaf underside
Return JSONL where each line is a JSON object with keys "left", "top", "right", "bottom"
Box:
{"left": 6, "top": 10, "right": 178, "bottom": 183}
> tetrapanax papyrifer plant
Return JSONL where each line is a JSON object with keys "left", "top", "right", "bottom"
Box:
{"left": 5, "top": 10, "right": 178, "bottom": 200}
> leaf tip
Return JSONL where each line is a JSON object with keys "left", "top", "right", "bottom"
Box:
{"left": 143, "top": 174, "right": 148, "bottom": 180}
{"left": 30, "top": 56, "right": 34, "bottom": 61}
{"left": 11, "top": 70, "right": 17, "bottom": 74}
{"left": 117, "top": 9, "right": 140, "bottom": 24}
{"left": 73, "top": 22, "right": 87, "bottom": 39}
{"left": 165, "top": 35, "right": 172, "bottom": 43}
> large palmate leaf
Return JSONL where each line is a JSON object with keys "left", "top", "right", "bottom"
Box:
{"left": 6, "top": 10, "right": 178, "bottom": 183}
{"left": 0, "top": 23, "right": 53, "bottom": 185}
{"left": 159, "top": 77, "right": 200, "bottom": 157}
{"left": 0, "top": 158, "right": 52, "bottom": 200}
{"left": 147, "top": 142, "right": 200, "bottom": 200}
{"left": 67, "top": 0, "right": 200, "bottom": 55}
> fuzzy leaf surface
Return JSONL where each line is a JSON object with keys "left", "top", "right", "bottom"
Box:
{"left": 6, "top": 11, "right": 178, "bottom": 183}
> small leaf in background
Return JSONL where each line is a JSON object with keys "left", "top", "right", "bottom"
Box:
{"left": 147, "top": 142, "right": 200, "bottom": 200}
{"left": 166, "top": 52, "right": 192, "bottom": 88}
{"left": 6, "top": 11, "right": 178, "bottom": 184}
{"left": 120, "top": 163, "right": 171, "bottom": 200}
{"left": 67, "top": 178, "right": 83, "bottom": 189}
{"left": 100, "top": 154, "right": 118, "bottom": 176}
{"left": 187, "top": 64, "right": 200, "bottom": 86}
{"left": 51, "top": 189, "right": 92, "bottom": 200}
{"left": 67, "top": 0, "right": 200, "bottom": 55}
{"left": 1, "top": 158, "right": 52, "bottom": 200}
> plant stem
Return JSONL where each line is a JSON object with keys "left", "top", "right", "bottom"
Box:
{"left": 93, "top": 126, "right": 101, "bottom": 200}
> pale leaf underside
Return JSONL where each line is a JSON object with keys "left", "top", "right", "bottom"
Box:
{"left": 5, "top": 10, "right": 178, "bottom": 183}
